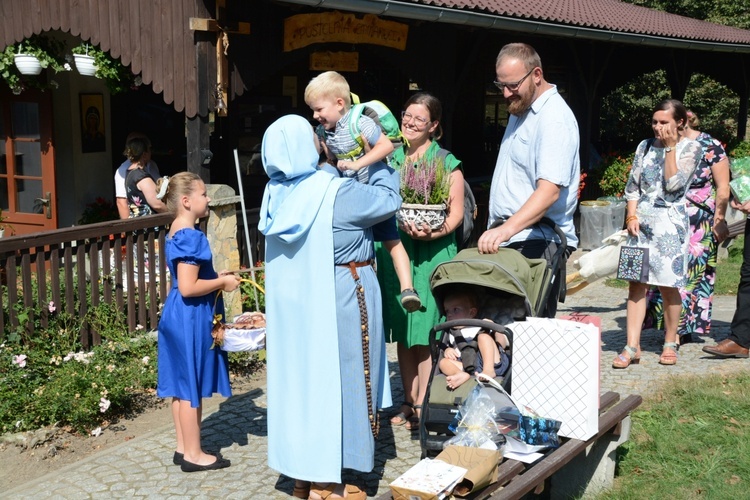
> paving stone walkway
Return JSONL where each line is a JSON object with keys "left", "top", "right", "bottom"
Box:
{"left": 6, "top": 276, "right": 750, "bottom": 499}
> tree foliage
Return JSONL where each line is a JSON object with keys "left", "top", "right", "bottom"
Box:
{"left": 599, "top": 1, "right": 746, "bottom": 154}
{"left": 683, "top": 73, "right": 740, "bottom": 148}
{"left": 600, "top": 71, "right": 739, "bottom": 154}
{"left": 624, "top": 0, "right": 750, "bottom": 29}
{"left": 599, "top": 70, "right": 671, "bottom": 150}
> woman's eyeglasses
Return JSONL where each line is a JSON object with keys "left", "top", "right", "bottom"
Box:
{"left": 401, "top": 111, "right": 430, "bottom": 127}
{"left": 493, "top": 68, "right": 535, "bottom": 92}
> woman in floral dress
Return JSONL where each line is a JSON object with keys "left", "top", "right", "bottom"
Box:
{"left": 643, "top": 110, "right": 731, "bottom": 342}
{"left": 613, "top": 99, "right": 702, "bottom": 369}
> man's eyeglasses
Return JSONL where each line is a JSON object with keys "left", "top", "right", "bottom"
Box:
{"left": 401, "top": 111, "right": 430, "bottom": 126}
{"left": 493, "top": 68, "right": 535, "bottom": 92}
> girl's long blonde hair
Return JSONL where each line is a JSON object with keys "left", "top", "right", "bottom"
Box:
{"left": 157, "top": 172, "right": 203, "bottom": 215}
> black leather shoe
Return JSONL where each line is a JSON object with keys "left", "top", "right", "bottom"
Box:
{"left": 173, "top": 450, "right": 222, "bottom": 466}
{"left": 181, "top": 457, "right": 231, "bottom": 472}
{"left": 702, "top": 339, "right": 749, "bottom": 358}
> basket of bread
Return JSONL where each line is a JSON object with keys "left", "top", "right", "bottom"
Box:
{"left": 211, "top": 274, "right": 266, "bottom": 352}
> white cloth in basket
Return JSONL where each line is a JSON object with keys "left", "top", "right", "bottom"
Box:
{"left": 221, "top": 312, "right": 266, "bottom": 352}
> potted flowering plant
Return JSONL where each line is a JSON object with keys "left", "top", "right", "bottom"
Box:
{"left": 0, "top": 35, "right": 66, "bottom": 94}
{"left": 71, "top": 43, "right": 97, "bottom": 76}
{"left": 72, "top": 43, "right": 139, "bottom": 94}
{"left": 78, "top": 197, "right": 119, "bottom": 225}
{"left": 397, "top": 153, "right": 452, "bottom": 229}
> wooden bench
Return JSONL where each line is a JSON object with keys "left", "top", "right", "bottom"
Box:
{"left": 727, "top": 218, "right": 745, "bottom": 239}
{"left": 378, "top": 391, "right": 642, "bottom": 500}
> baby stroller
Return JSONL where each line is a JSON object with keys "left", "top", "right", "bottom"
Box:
{"left": 419, "top": 219, "right": 567, "bottom": 458}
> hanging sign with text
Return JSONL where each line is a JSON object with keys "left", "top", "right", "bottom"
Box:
{"left": 284, "top": 12, "right": 408, "bottom": 52}
{"left": 310, "top": 51, "right": 359, "bottom": 72}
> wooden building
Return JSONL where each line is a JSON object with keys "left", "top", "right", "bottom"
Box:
{"left": 2, "top": 0, "right": 750, "bottom": 233}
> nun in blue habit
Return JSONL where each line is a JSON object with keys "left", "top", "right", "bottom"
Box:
{"left": 259, "top": 115, "right": 398, "bottom": 497}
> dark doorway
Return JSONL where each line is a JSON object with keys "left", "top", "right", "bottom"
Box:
{"left": 110, "top": 85, "right": 187, "bottom": 179}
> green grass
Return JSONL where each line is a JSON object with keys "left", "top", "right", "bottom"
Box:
{"left": 715, "top": 235, "right": 744, "bottom": 295}
{"left": 597, "top": 372, "right": 750, "bottom": 499}
{"left": 604, "top": 235, "right": 744, "bottom": 295}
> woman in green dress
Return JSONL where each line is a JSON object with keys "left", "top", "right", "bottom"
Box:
{"left": 376, "top": 92, "right": 465, "bottom": 430}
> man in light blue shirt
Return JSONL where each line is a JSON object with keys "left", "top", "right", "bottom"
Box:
{"left": 478, "top": 43, "right": 580, "bottom": 316}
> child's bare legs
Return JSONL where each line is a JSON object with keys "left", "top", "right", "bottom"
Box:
{"left": 384, "top": 239, "right": 421, "bottom": 312}
{"left": 439, "top": 355, "right": 471, "bottom": 390}
{"left": 477, "top": 334, "right": 501, "bottom": 379}
{"left": 394, "top": 343, "right": 432, "bottom": 429}
{"left": 171, "top": 398, "right": 184, "bottom": 454}
{"left": 176, "top": 399, "right": 218, "bottom": 466}
{"left": 493, "top": 331, "right": 510, "bottom": 350}
{"left": 171, "top": 398, "right": 204, "bottom": 454}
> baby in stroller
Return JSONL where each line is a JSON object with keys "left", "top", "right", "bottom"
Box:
{"left": 438, "top": 289, "right": 511, "bottom": 390}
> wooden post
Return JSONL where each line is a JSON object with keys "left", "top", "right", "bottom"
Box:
{"left": 189, "top": 5, "right": 250, "bottom": 117}
{"left": 187, "top": 29, "right": 213, "bottom": 181}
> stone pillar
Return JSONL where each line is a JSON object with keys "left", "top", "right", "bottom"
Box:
{"left": 549, "top": 416, "right": 633, "bottom": 498}
{"left": 206, "top": 184, "right": 241, "bottom": 319}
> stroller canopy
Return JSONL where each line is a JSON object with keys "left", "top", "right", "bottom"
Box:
{"left": 429, "top": 248, "right": 551, "bottom": 317}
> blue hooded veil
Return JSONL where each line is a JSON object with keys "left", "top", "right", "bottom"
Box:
{"left": 260, "top": 115, "right": 346, "bottom": 481}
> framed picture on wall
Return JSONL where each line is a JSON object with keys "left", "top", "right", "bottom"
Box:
{"left": 80, "top": 93, "right": 105, "bottom": 153}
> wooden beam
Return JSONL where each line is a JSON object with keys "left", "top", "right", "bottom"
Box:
{"left": 189, "top": 18, "right": 250, "bottom": 34}
{"left": 190, "top": 2, "right": 249, "bottom": 118}
{"left": 189, "top": 17, "right": 219, "bottom": 32}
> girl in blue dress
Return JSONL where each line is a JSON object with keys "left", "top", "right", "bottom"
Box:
{"left": 156, "top": 172, "right": 240, "bottom": 472}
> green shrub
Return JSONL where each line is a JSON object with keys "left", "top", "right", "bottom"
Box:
{"left": 0, "top": 310, "right": 157, "bottom": 434}
{"left": 728, "top": 140, "right": 750, "bottom": 159}
{"left": 1, "top": 265, "right": 264, "bottom": 435}
{"left": 227, "top": 350, "right": 265, "bottom": 378}
{"left": 241, "top": 262, "right": 265, "bottom": 313}
{"left": 0, "top": 272, "right": 157, "bottom": 434}
{"left": 598, "top": 152, "right": 635, "bottom": 197}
